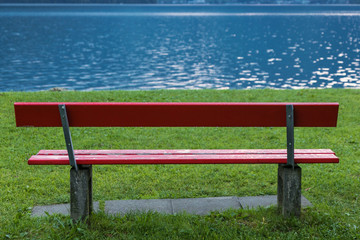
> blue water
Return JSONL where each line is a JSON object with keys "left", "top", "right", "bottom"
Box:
{"left": 1, "top": 4, "right": 360, "bottom": 91}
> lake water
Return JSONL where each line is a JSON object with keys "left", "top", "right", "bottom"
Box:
{"left": 1, "top": 4, "right": 360, "bottom": 91}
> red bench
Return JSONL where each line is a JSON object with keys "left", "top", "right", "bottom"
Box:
{"left": 14, "top": 102, "right": 339, "bottom": 221}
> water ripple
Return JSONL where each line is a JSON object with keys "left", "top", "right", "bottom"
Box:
{"left": 0, "top": 5, "right": 360, "bottom": 91}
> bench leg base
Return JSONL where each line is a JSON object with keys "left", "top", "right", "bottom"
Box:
{"left": 70, "top": 165, "right": 93, "bottom": 222}
{"left": 277, "top": 164, "right": 301, "bottom": 217}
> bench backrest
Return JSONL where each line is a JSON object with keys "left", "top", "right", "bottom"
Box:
{"left": 15, "top": 102, "right": 339, "bottom": 128}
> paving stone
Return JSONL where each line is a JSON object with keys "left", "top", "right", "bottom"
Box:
{"left": 171, "top": 196, "right": 241, "bottom": 215}
{"left": 105, "top": 199, "right": 172, "bottom": 215}
{"left": 238, "top": 195, "right": 277, "bottom": 209}
{"left": 238, "top": 195, "right": 312, "bottom": 209}
{"left": 31, "top": 202, "right": 99, "bottom": 217}
{"left": 300, "top": 195, "right": 313, "bottom": 207}
{"left": 31, "top": 195, "right": 312, "bottom": 217}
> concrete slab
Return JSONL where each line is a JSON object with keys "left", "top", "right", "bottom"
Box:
{"left": 31, "top": 195, "right": 312, "bottom": 217}
{"left": 171, "top": 196, "right": 241, "bottom": 215}
{"left": 105, "top": 199, "right": 172, "bottom": 215}
{"left": 239, "top": 195, "right": 278, "bottom": 209}
{"left": 32, "top": 201, "right": 99, "bottom": 217}
{"left": 239, "top": 195, "right": 312, "bottom": 209}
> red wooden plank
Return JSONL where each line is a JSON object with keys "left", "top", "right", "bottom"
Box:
{"left": 14, "top": 102, "right": 339, "bottom": 127}
{"left": 37, "top": 149, "right": 336, "bottom": 155}
{"left": 28, "top": 153, "right": 339, "bottom": 165}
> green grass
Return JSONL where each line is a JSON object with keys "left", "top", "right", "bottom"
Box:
{"left": 0, "top": 89, "right": 359, "bottom": 239}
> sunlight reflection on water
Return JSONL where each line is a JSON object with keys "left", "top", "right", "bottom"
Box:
{"left": 0, "top": 4, "right": 359, "bottom": 91}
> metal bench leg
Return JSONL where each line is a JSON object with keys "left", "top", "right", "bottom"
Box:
{"left": 70, "top": 165, "right": 93, "bottom": 222}
{"left": 277, "top": 164, "right": 301, "bottom": 217}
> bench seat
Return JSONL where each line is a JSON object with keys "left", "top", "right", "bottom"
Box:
{"left": 29, "top": 149, "right": 339, "bottom": 165}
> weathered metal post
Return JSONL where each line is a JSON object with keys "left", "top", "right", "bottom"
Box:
{"left": 59, "top": 104, "right": 93, "bottom": 221}
{"left": 277, "top": 104, "right": 301, "bottom": 217}
{"left": 59, "top": 104, "right": 78, "bottom": 171}
{"left": 70, "top": 165, "right": 93, "bottom": 222}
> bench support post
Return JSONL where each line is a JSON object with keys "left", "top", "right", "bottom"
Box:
{"left": 286, "top": 105, "right": 295, "bottom": 168}
{"left": 59, "top": 104, "right": 78, "bottom": 171}
{"left": 277, "top": 164, "right": 301, "bottom": 217}
{"left": 70, "top": 165, "right": 93, "bottom": 222}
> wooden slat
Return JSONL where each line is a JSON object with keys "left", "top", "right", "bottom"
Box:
{"left": 28, "top": 153, "right": 339, "bottom": 165}
{"left": 37, "top": 149, "right": 336, "bottom": 155}
{"left": 14, "top": 102, "right": 339, "bottom": 127}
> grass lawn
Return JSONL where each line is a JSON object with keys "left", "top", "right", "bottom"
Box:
{"left": 0, "top": 89, "right": 359, "bottom": 239}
